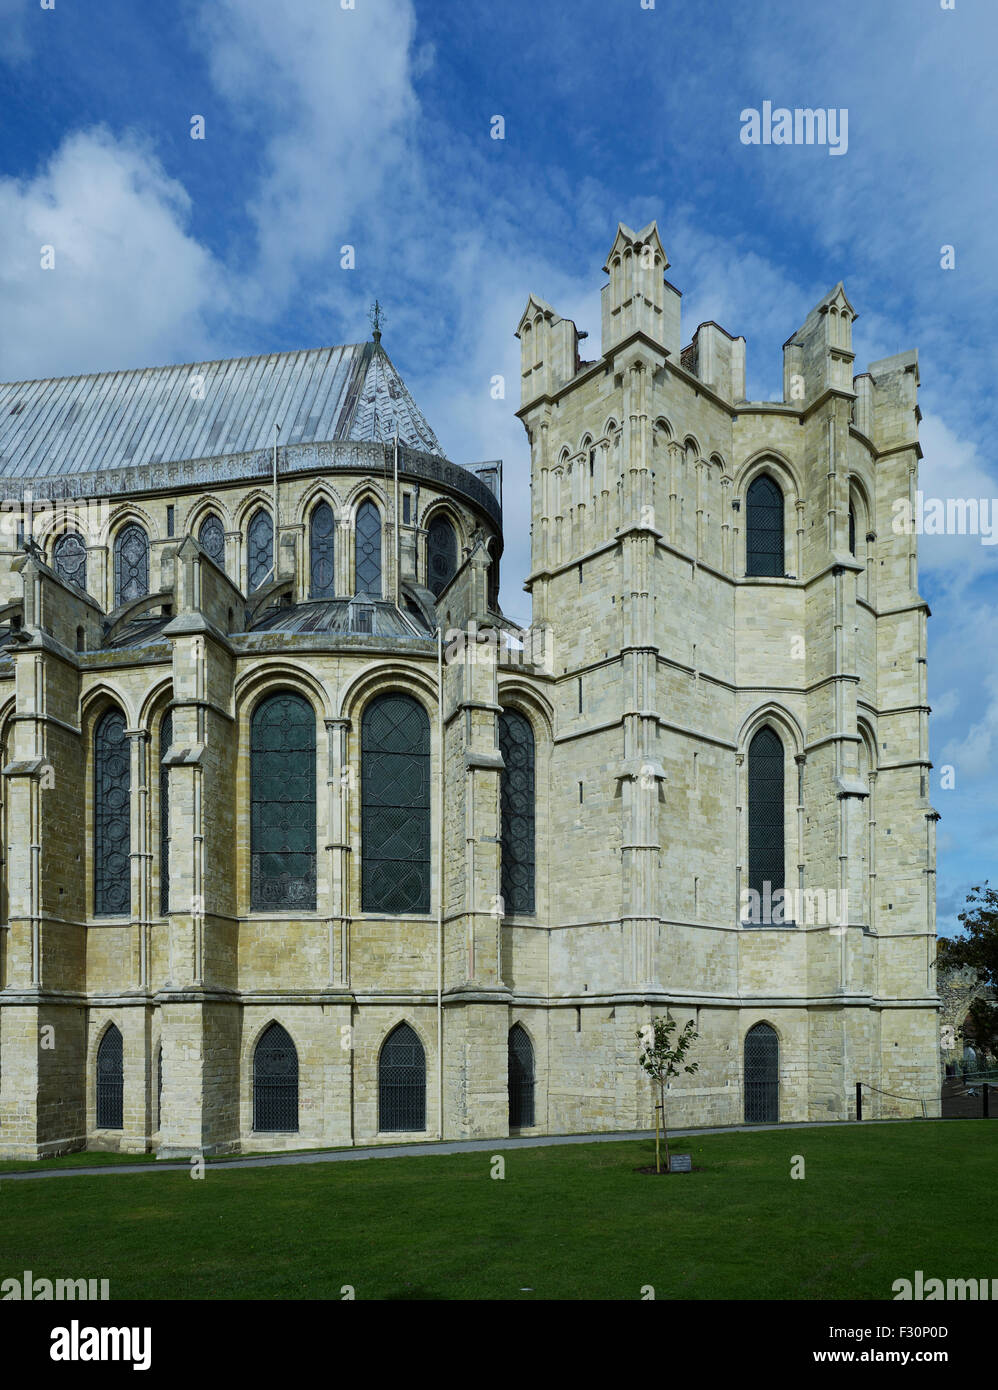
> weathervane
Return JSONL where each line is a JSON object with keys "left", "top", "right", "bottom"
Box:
{"left": 369, "top": 299, "right": 386, "bottom": 344}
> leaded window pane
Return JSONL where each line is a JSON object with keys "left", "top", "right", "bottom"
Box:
{"left": 744, "top": 1022, "right": 779, "bottom": 1123}
{"left": 248, "top": 509, "right": 273, "bottom": 591}
{"left": 199, "top": 514, "right": 226, "bottom": 567}
{"left": 361, "top": 694, "right": 430, "bottom": 913}
{"left": 250, "top": 693, "right": 316, "bottom": 910}
{"left": 53, "top": 531, "right": 87, "bottom": 592}
{"left": 508, "top": 1024, "right": 535, "bottom": 1127}
{"left": 114, "top": 524, "right": 149, "bottom": 606}
{"left": 96, "top": 1025, "right": 124, "bottom": 1129}
{"left": 253, "top": 1022, "right": 299, "bottom": 1132}
{"left": 748, "top": 726, "right": 784, "bottom": 904}
{"left": 848, "top": 503, "right": 856, "bottom": 556}
{"left": 379, "top": 1023, "right": 425, "bottom": 1132}
{"left": 159, "top": 711, "right": 172, "bottom": 916}
{"left": 426, "top": 515, "right": 457, "bottom": 597}
{"left": 309, "top": 501, "right": 336, "bottom": 598}
{"left": 499, "top": 709, "right": 535, "bottom": 914}
{"left": 745, "top": 474, "right": 784, "bottom": 577}
{"left": 355, "top": 500, "right": 382, "bottom": 596}
{"left": 95, "top": 709, "right": 131, "bottom": 916}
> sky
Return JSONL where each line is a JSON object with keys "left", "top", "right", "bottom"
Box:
{"left": 0, "top": 0, "right": 995, "bottom": 933}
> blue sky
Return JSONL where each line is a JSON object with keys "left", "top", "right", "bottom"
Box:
{"left": 1, "top": 0, "right": 995, "bottom": 932}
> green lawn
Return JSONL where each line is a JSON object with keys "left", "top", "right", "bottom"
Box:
{"left": 1, "top": 1122, "right": 993, "bottom": 1299}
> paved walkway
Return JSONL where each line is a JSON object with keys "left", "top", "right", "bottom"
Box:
{"left": 0, "top": 1116, "right": 930, "bottom": 1182}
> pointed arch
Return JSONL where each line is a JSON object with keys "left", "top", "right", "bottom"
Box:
{"left": 94, "top": 706, "right": 131, "bottom": 916}
{"left": 426, "top": 511, "right": 458, "bottom": 597}
{"left": 378, "top": 1021, "right": 426, "bottom": 1132}
{"left": 499, "top": 707, "right": 535, "bottom": 915}
{"left": 250, "top": 690, "right": 316, "bottom": 910}
{"left": 745, "top": 473, "right": 784, "bottom": 577}
{"left": 747, "top": 725, "right": 785, "bottom": 903}
{"left": 508, "top": 1022, "right": 535, "bottom": 1127}
{"left": 253, "top": 1021, "right": 299, "bottom": 1132}
{"left": 355, "top": 498, "right": 382, "bottom": 596}
{"left": 744, "top": 1021, "right": 779, "bottom": 1123}
{"left": 361, "top": 692, "right": 431, "bottom": 913}
{"left": 96, "top": 1023, "right": 124, "bottom": 1129}
{"left": 113, "top": 522, "right": 149, "bottom": 606}
{"left": 159, "top": 707, "right": 172, "bottom": 916}
{"left": 52, "top": 529, "right": 88, "bottom": 592}
{"left": 309, "top": 498, "right": 337, "bottom": 598}
{"left": 247, "top": 508, "right": 274, "bottom": 591}
{"left": 197, "top": 512, "right": 226, "bottom": 568}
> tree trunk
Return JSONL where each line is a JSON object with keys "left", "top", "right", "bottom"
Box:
{"left": 660, "top": 1078, "right": 670, "bottom": 1172}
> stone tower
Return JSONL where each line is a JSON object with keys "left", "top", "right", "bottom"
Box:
{"left": 513, "top": 220, "right": 939, "bottom": 1124}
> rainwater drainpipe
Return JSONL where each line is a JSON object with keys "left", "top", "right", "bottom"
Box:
{"left": 394, "top": 429, "right": 401, "bottom": 610}
{"left": 436, "top": 622, "right": 444, "bottom": 1139}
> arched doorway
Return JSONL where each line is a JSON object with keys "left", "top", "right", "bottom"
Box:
{"left": 508, "top": 1024, "right": 535, "bottom": 1128}
{"left": 744, "top": 1022, "right": 779, "bottom": 1123}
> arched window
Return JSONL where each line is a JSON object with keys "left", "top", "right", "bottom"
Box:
{"left": 250, "top": 693, "right": 316, "bottom": 910}
{"left": 114, "top": 523, "right": 149, "bottom": 607}
{"left": 848, "top": 502, "right": 856, "bottom": 557}
{"left": 747, "top": 726, "right": 785, "bottom": 909}
{"left": 426, "top": 514, "right": 457, "bottom": 597}
{"left": 379, "top": 1023, "right": 425, "bottom": 1132}
{"left": 508, "top": 1023, "right": 535, "bottom": 1128}
{"left": 159, "top": 711, "right": 172, "bottom": 916}
{"left": 156, "top": 1045, "right": 163, "bottom": 1130}
{"left": 745, "top": 474, "right": 784, "bottom": 577}
{"left": 361, "top": 694, "right": 430, "bottom": 913}
{"left": 744, "top": 1022, "right": 779, "bottom": 1123}
{"left": 309, "top": 501, "right": 336, "bottom": 598}
{"left": 355, "top": 500, "right": 382, "bottom": 596}
{"left": 253, "top": 1022, "right": 299, "bottom": 1132}
{"left": 94, "top": 708, "right": 131, "bottom": 916}
{"left": 247, "top": 509, "right": 273, "bottom": 591}
{"left": 53, "top": 530, "right": 87, "bottom": 592}
{"left": 499, "top": 709, "right": 535, "bottom": 914}
{"left": 96, "top": 1024, "right": 124, "bottom": 1129}
{"left": 198, "top": 513, "right": 226, "bottom": 568}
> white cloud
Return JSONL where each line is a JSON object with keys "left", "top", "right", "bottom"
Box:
{"left": 0, "top": 128, "right": 225, "bottom": 381}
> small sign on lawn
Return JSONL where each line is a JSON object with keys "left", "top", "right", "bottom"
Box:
{"left": 670, "top": 1154, "right": 692, "bottom": 1173}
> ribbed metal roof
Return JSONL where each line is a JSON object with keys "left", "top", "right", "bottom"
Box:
{"left": 251, "top": 597, "right": 432, "bottom": 639}
{"left": 0, "top": 342, "right": 443, "bottom": 481}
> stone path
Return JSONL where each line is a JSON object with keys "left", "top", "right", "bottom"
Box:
{"left": 0, "top": 1116, "right": 929, "bottom": 1182}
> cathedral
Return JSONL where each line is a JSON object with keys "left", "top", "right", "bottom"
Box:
{"left": 0, "top": 221, "right": 940, "bottom": 1159}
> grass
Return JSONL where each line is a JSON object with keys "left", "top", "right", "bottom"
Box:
{"left": 0, "top": 1122, "right": 994, "bottom": 1299}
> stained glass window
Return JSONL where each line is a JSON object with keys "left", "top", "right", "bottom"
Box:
{"left": 310, "top": 501, "right": 336, "bottom": 598}
{"left": 94, "top": 709, "right": 131, "bottom": 915}
{"left": 748, "top": 726, "right": 785, "bottom": 904}
{"left": 250, "top": 692, "right": 316, "bottom": 910}
{"left": 247, "top": 509, "right": 273, "bottom": 591}
{"left": 499, "top": 709, "right": 535, "bottom": 914}
{"left": 379, "top": 1023, "right": 425, "bottom": 1132}
{"left": 96, "top": 1025, "right": 124, "bottom": 1129}
{"left": 53, "top": 531, "right": 87, "bottom": 592}
{"left": 355, "top": 500, "right": 382, "bottom": 596}
{"left": 848, "top": 503, "right": 856, "bottom": 556}
{"left": 253, "top": 1022, "right": 299, "bottom": 1132}
{"left": 745, "top": 474, "right": 784, "bottom": 577}
{"left": 114, "top": 524, "right": 149, "bottom": 607}
{"left": 426, "top": 514, "right": 457, "bottom": 597}
{"left": 362, "top": 694, "right": 430, "bottom": 913}
{"left": 508, "top": 1023, "right": 535, "bottom": 1127}
{"left": 159, "top": 711, "right": 172, "bottom": 916}
{"left": 199, "top": 513, "right": 225, "bottom": 568}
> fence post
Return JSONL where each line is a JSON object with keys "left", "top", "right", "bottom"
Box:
{"left": 856, "top": 1081, "right": 863, "bottom": 1122}
{"left": 984, "top": 1083, "right": 990, "bottom": 1120}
